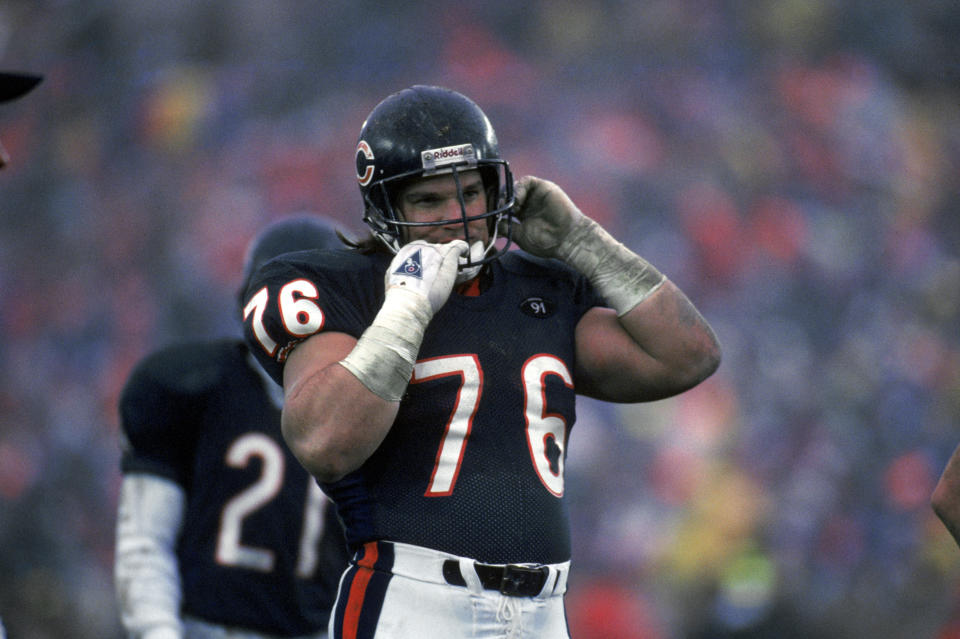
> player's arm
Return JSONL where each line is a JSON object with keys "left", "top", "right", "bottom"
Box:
{"left": 573, "top": 283, "right": 719, "bottom": 402}
{"left": 115, "top": 473, "right": 185, "bottom": 639}
{"left": 932, "top": 443, "right": 960, "bottom": 547}
{"left": 509, "top": 176, "right": 721, "bottom": 402}
{"left": 281, "top": 331, "right": 396, "bottom": 483}
{"left": 281, "top": 241, "right": 467, "bottom": 482}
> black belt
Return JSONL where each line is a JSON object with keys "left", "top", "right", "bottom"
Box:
{"left": 442, "top": 559, "right": 549, "bottom": 597}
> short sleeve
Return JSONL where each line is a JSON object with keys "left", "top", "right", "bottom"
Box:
{"left": 240, "top": 249, "right": 385, "bottom": 386}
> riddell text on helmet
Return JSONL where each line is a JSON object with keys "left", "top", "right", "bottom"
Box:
{"left": 421, "top": 144, "right": 476, "bottom": 171}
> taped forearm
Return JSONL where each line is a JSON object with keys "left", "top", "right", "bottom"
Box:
{"left": 558, "top": 216, "right": 665, "bottom": 316}
{"left": 339, "top": 286, "right": 432, "bottom": 402}
{"left": 115, "top": 474, "right": 185, "bottom": 639}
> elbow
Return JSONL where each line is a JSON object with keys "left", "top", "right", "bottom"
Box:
{"left": 300, "top": 448, "right": 358, "bottom": 484}
{"left": 698, "top": 339, "right": 722, "bottom": 382}
{"left": 664, "top": 340, "right": 722, "bottom": 399}
{"left": 932, "top": 480, "right": 950, "bottom": 521}
{"left": 282, "top": 421, "right": 358, "bottom": 484}
{"left": 679, "top": 336, "right": 722, "bottom": 390}
{"left": 281, "top": 411, "right": 358, "bottom": 483}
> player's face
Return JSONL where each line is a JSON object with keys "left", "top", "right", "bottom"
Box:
{"left": 397, "top": 170, "right": 491, "bottom": 245}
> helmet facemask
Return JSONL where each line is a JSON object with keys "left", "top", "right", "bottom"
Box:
{"left": 361, "top": 158, "right": 515, "bottom": 273}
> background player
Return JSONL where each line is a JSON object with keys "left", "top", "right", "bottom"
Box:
{"left": 933, "top": 443, "right": 960, "bottom": 547}
{"left": 241, "top": 86, "right": 722, "bottom": 638}
{"left": 0, "top": 70, "right": 42, "bottom": 169}
{"left": 115, "top": 214, "right": 351, "bottom": 639}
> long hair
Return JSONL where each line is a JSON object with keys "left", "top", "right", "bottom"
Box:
{"left": 339, "top": 230, "right": 392, "bottom": 255}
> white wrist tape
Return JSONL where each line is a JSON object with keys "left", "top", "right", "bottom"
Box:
{"left": 339, "top": 286, "right": 433, "bottom": 401}
{"left": 558, "top": 217, "right": 666, "bottom": 316}
{"left": 141, "top": 627, "right": 182, "bottom": 639}
{"left": 115, "top": 474, "right": 185, "bottom": 639}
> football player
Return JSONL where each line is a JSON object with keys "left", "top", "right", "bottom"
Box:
{"left": 0, "top": 70, "right": 42, "bottom": 169}
{"left": 933, "top": 444, "right": 960, "bottom": 547}
{"left": 115, "top": 214, "right": 351, "bottom": 639}
{"left": 241, "top": 86, "right": 722, "bottom": 638}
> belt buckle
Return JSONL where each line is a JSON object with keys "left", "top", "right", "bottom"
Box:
{"left": 499, "top": 564, "right": 547, "bottom": 597}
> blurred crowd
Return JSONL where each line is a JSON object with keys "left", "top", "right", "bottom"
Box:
{"left": 1, "top": 1, "right": 958, "bottom": 637}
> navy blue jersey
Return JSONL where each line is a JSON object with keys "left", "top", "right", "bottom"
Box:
{"left": 243, "top": 250, "right": 603, "bottom": 565}
{"left": 119, "top": 339, "right": 350, "bottom": 636}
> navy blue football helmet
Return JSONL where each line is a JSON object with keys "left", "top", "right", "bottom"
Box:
{"left": 238, "top": 213, "right": 343, "bottom": 306}
{"left": 355, "top": 85, "right": 514, "bottom": 267}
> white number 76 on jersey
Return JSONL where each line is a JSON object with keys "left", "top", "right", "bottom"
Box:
{"left": 244, "top": 283, "right": 573, "bottom": 497}
{"left": 412, "top": 353, "right": 573, "bottom": 498}
{"left": 244, "top": 279, "right": 324, "bottom": 358}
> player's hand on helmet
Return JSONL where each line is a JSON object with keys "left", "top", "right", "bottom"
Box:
{"left": 506, "top": 176, "right": 588, "bottom": 260}
{"left": 386, "top": 239, "right": 469, "bottom": 314}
